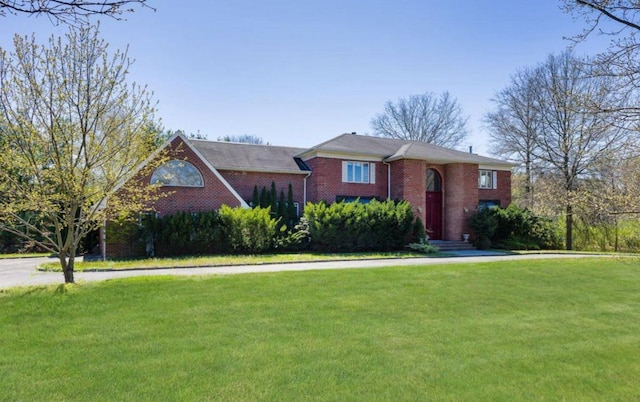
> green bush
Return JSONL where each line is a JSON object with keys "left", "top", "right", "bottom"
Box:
{"left": 141, "top": 210, "right": 225, "bottom": 256}
{"left": 467, "top": 207, "right": 499, "bottom": 250}
{"left": 468, "top": 204, "right": 561, "bottom": 250}
{"left": 303, "top": 199, "right": 415, "bottom": 252}
{"left": 219, "top": 205, "right": 278, "bottom": 254}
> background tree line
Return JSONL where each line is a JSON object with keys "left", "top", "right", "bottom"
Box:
{"left": 484, "top": 0, "right": 640, "bottom": 251}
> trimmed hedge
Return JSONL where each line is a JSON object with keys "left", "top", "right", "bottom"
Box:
{"left": 140, "top": 200, "right": 419, "bottom": 256}
{"left": 468, "top": 204, "right": 562, "bottom": 250}
{"left": 303, "top": 199, "right": 416, "bottom": 252}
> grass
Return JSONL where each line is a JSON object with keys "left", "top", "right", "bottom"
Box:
{"left": 2, "top": 257, "right": 640, "bottom": 400}
{"left": 0, "top": 252, "right": 50, "bottom": 259}
{"left": 38, "top": 251, "right": 430, "bottom": 271}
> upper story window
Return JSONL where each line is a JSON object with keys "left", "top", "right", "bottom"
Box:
{"left": 150, "top": 160, "right": 204, "bottom": 187}
{"left": 479, "top": 169, "right": 497, "bottom": 189}
{"left": 342, "top": 161, "right": 375, "bottom": 184}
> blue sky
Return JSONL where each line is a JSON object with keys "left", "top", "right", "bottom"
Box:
{"left": 1, "top": 1, "right": 606, "bottom": 155}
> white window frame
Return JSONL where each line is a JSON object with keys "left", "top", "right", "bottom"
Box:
{"left": 479, "top": 170, "right": 497, "bottom": 189}
{"left": 342, "top": 161, "right": 376, "bottom": 184}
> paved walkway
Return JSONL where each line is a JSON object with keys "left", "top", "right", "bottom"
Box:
{"left": 0, "top": 253, "right": 605, "bottom": 290}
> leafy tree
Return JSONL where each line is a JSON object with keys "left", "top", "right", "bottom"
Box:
{"left": 0, "top": 26, "right": 159, "bottom": 283}
{"left": 217, "top": 134, "right": 264, "bottom": 144}
{"left": 0, "top": 0, "right": 152, "bottom": 24}
{"left": 370, "top": 91, "right": 469, "bottom": 148}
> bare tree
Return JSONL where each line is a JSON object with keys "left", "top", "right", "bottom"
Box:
{"left": 0, "top": 0, "right": 152, "bottom": 24}
{"left": 370, "top": 91, "right": 469, "bottom": 148}
{"left": 563, "top": 1, "right": 640, "bottom": 121}
{"left": 484, "top": 67, "right": 541, "bottom": 208}
{"left": 0, "top": 26, "right": 160, "bottom": 283}
{"left": 530, "top": 51, "right": 630, "bottom": 250}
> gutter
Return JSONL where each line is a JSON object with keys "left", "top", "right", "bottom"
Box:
{"left": 382, "top": 160, "right": 391, "bottom": 199}
{"left": 303, "top": 170, "right": 312, "bottom": 206}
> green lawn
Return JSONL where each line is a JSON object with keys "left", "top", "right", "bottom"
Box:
{"left": 38, "top": 251, "right": 431, "bottom": 271}
{"left": 2, "top": 257, "right": 639, "bottom": 400}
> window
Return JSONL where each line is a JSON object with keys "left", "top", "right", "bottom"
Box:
{"left": 150, "top": 160, "right": 204, "bottom": 187}
{"left": 342, "top": 161, "right": 375, "bottom": 184}
{"left": 479, "top": 170, "right": 497, "bottom": 189}
{"left": 336, "top": 196, "right": 379, "bottom": 203}
{"left": 478, "top": 200, "right": 500, "bottom": 210}
{"left": 426, "top": 169, "right": 442, "bottom": 191}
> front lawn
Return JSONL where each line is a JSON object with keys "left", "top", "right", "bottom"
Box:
{"left": 2, "top": 257, "right": 639, "bottom": 400}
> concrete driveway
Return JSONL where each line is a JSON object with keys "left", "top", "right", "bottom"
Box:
{"left": 0, "top": 253, "right": 604, "bottom": 290}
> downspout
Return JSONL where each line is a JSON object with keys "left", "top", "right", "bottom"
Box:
{"left": 303, "top": 170, "right": 312, "bottom": 206}
{"left": 382, "top": 160, "right": 391, "bottom": 200}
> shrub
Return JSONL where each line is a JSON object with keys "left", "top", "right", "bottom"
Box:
{"left": 303, "top": 199, "right": 415, "bottom": 252}
{"left": 219, "top": 205, "right": 278, "bottom": 254}
{"left": 468, "top": 204, "right": 562, "bottom": 250}
{"left": 467, "top": 207, "right": 498, "bottom": 249}
{"left": 141, "top": 210, "right": 225, "bottom": 256}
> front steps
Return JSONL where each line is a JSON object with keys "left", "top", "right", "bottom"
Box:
{"left": 430, "top": 240, "right": 476, "bottom": 251}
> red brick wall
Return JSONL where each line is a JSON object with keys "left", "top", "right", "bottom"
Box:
{"left": 219, "top": 170, "right": 306, "bottom": 208}
{"left": 478, "top": 170, "right": 512, "bottom": 207}
{"left": 444, "top": 163, "right": 479, "bottom": 241}
{"left": 390, "top": 159, "right": 427, "bottom": 225}
{"left": 143, "top": 137, "right": 244, "bottom": 216}
{"left": 305, "top": 157, "right": 388, "bottom": 203}
{"left": 105, "top": 136, "right": 245, "bottom": 258}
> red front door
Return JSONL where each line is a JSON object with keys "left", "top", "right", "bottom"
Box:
{"left": 425, "top": 169, "right": 443, "bottom": 240}
{"left": 425, "top": 191, "right": 443, "bottom": 240}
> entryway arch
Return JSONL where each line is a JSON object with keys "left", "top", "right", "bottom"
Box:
{"left": 425, "top": 168, "right": 443, "bottom": 240}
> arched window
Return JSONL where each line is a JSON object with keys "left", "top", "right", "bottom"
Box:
{"left": 426, "top": 169, "right": 441, "bottom": 192}
{"left": 150, "top": 160, "right": 204, "bottom": 187}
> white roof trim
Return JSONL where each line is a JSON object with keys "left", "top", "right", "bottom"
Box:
{"left": 479, "top": 164, "right": 514, "bottom": 172}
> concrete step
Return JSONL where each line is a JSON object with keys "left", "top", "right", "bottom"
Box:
{"left": 430, "top": 240, "right": 476, "bottom": 251}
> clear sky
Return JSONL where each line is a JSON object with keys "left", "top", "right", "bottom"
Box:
{"left": 0, "top": 1, "right": 606, "bottom": 155}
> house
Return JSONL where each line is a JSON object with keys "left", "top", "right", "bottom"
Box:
{"left": 104, "top": 132, "right": 514, "bottom": 257}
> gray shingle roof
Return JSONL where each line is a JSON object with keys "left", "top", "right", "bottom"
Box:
{"left": 190, "top": 139, "right": 310, "bottom": 174}
{"left": 297, "top": 133, "right": 515, "bottom": 167}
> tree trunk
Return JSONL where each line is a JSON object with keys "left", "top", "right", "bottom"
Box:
{"left": 60, "top": 255, "right": 75, "bottom": 283}
{"left": 566, "top": 204, "right": 573, "bottom": 251}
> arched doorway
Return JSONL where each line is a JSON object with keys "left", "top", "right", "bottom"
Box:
{"left": 425, "top": 169, "right": 443, "bottom": 240}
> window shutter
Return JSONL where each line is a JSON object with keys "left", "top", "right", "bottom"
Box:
{"left": 492, "top": 171, "right": 498, "bottom": 189}
{"left": 342, "top": 161, "right": 348, "bottom": 182}
{"left": 370, "top": 163, "right": 376, "bottom": 184}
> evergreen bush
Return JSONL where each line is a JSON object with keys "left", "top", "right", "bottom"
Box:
{"left": 303, "top": 199, "right": 415, "bottom": 252}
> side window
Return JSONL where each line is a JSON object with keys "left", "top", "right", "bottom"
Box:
{"left": 150, "top": 160, "right": 204, "bottom": 187}
{"left": 479, "top": 170, "right": 497, "bottom": 189}
{"left": 342, "top": 161, "right": 376, "bottom": 184}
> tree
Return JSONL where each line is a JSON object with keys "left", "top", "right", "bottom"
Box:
{"left": 530, "top": 51, "right": 630, "bottom": 250}
{"left": 563, "top": 0, "right": 640, "bottom": 124}
{"left": 217, "top": 134, "right": 265, "bottom": 144}
{"left": 370, "top": 91, "right": 469, "bottom": 148}
{"left": 0, "top": 0, "right": 152, "bottom": 24}
{"left": 0, "top": 26, "right": 160, "bottom": 283}
{"left": 486, "top": 51, "right": 633, "bottom": 250}
{"left": 484, "top": 67, "right": 541, "bottom": 208}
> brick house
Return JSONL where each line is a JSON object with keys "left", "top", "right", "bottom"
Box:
{"left": 104, "top": 132, "right": 514, "bottom": 257}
